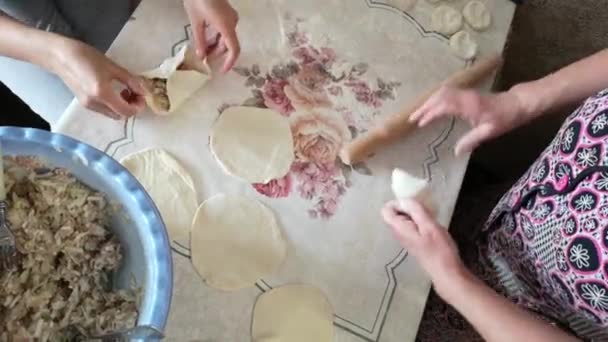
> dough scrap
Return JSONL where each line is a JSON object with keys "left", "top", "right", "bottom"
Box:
{"left": 190, "top": 194, "right": 286, "bottom": 291}
{"left": 449, "top": 30, "right": 478, "bottom": 60}
{"left": 463, "top": 0, "right": 492, "bottom": 31}
{"left": 391, "top": 168, "right": 437, "bottom": 216}
{"left": 431, "top": 5, "right": 463, "bottom": 35}
{"left": 210, "top": 106, "right": 294, "bottom": 183}
{"left": 251, "top": 285, "right": 335, "bottom": 342}
{"left": 386, "top": 0, "right": 417, "bottom": 11}
{"left": 141, "top": 45, "right": 211, "bottom": 115}
{"left": 120, "top": 149, "right": 198, "bottom": 245}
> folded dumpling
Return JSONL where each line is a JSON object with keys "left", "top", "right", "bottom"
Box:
{"left": 141, "top": 45, "right": 212, "bottom": 115}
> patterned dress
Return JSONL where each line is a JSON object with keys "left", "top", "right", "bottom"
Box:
{"left": 417, "top": 90, "right": 608, "bottom": 342}
{"left": 480, "top": 89, "right": 608, "bottom": 340}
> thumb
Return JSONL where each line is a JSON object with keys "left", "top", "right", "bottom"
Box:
{"left": 399, "top": 199, "right": 437, "bottom": 232}
{"left": 192, "top": 22, "right": 208, "bottom": 58}
{"left": 111, "top": 63, "right": 145, "bottom": 95}
{"left": 454, "top": 123, "right": 494, "bottom": 156}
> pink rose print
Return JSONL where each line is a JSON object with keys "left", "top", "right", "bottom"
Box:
{"left": 345, "top": 80, "right": 381, "bottom": 108}
{"left": 288, "top": 31, "right": 309, "bottom": 47}
{"left": 293, "top": 46, "right": 336, "bottom": 67}
{"left": 284, "top": 64, "right": 332, "bottom": 110}
{"left": 253, "top": 174, "right": 292, "bottom": 198}
{"left": 262, "top": 78, "right": 294, "bottom": 116}
{"left": 228, "top": 20, "right": 400, "bottom": 219}
{"left": 289, "top": 109, "right": 350, "bottom": 167}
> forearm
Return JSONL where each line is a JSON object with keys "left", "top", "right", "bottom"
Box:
{"left": 0, "top": 15, "right": 64, "bottom": 72}
{"left": 509, "top": 49, "right": 608, "bottom": 120}
{"left": 440, "top": 269, "right": 579, "bottom": 342}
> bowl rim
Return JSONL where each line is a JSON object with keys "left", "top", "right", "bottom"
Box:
{"left": 0, "top": 126, "right": 173, "bottom": 332}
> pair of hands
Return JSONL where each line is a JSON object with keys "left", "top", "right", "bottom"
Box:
{"left": 53, "top": 0, "right": 239, "bottom": 119}
{"left": 381, "top": 86, "right": 532, "bottom": 298}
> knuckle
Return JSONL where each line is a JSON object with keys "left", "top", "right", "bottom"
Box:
{"left": 80, "top": 96, "right": 95, "bottom": 108}
{"left": 90, "top": 83, "right": 104, "bottom": 98}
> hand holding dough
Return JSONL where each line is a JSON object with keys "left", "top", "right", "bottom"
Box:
{"left": 391, "top": 168, "right": 437, "bottom": 216}
{"left": 463, "top": 0, "right": 492, "bottom": 31}
{"left": 141, "top": 45, "right": 211, "bottom": 115}
{"left": 190, "top": 194, "right": 287, "bottom": 291}
{"left": 432, "top": 5, "right": 463, "bottom": 36}
{"left": 252, "top": 285, "right": 335, "bottom": 342}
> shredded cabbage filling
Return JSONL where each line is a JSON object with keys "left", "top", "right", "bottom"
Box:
{"left": 0, "top": 157, "right": 139, "bottom": 341}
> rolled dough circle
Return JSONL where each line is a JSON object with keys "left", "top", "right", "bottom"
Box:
{"left": 210, "top": 106, "right": 295, "bottom": 183}
{"left": 120, "top": 149, "right": 198, "bottom": 245}
{"left": 190, "top": 194, "right": 286, "bottom": 291}
{"left": 463, "top": 0, "right": 492, "bottom": 31}
{"left": 431, "top": 5, "right": 463, "bottom": 35}
{"left": 251, "top": 285, "right": 334, "bottom": 342}
{"left": 449, "top": 30, "right": 478, "bottom": 60}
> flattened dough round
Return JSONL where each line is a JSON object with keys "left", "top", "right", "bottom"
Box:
{"left": 190, "top": 194, "right": 286, "bottom": 290}
{"left": 432, "top": 5, "right": 463, "bottom": 35}
{"left": 252, "top": 285, "right": 334, "bottom": 342}
{"left": 463, "top": 0, "right": 492, "bottom": 31}
{"left": 121, "top": 149, "right": 197, "bottom": 245}
{"left": 450, "top": 30, "right": 478, "bottom": 60}
{"left": 210, "top": 106, "right": 294, "bottom": 183}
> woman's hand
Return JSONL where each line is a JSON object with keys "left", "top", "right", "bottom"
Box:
{"left": 408, "top": 86, "right": 530, "bottom": 156}
{"left": 184, "top": 0, "right": 240, "bottom": 72}
{"left": 51, "top": 39, "right": 146, "bottom": 120}
{"left": 381, "top": 199, "right": 467, "bottom": 299}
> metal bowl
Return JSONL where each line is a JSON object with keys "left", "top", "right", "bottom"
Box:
{"left": 0, "top": 127, "right": 172, "bottom": 333}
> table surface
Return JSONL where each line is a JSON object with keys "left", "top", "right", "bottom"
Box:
{"left": 56, "top": 0, "right": 516, "bottom": 340}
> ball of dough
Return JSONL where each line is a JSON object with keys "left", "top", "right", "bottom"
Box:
{"left": 431, "top": 6, "right": 463, "bottom": 36}
{"left": 252, "top": 285, "right": 335, "bottom": 342}
{"left": 210, "top": 106, "right": 295, "bottom": 183}
{"left": 463, "top": 0, "right": 492, "bottom": 31}
{"left": 449, "top": 30, "right": 478, "bottom": 60}
{"left": 190, "top": 194, "right": 287, "bottom": 291}
{"left": 391, "top": 168, "right": 437, "bottom": 217}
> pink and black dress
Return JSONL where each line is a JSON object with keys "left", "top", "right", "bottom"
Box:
{"left": 481, "top": 89, "right": 608, "bottom": 340}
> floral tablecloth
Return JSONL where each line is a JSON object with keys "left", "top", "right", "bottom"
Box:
{"left": 56, "top": 0, "right": 515, "bottom": 340}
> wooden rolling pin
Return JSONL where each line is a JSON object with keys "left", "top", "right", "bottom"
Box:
{"left": 338, "top": 53, "right": 504, "bottom": 165}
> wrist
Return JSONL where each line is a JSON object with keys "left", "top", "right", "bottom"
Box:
{"left": 507, "top": 82, "right": 545, "bottom": 121}
{"left": 432, "top": 263, "right": 478, "bottom": 305}
{"left": 44, "top": 35, "right": 75, "bottom": 75}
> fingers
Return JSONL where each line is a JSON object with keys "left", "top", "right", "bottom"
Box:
{"left": 103, "top": 63, "right": 146, "bottom": 117}
{"left": 85, "top": 100, "right": 120, "bottom": 120}
{"left": 381, "top": 200, "right": 420, "bottom": 245}
{"left": 193, "top": 22, "right": 208, "bottom": 59}
{"left": 417, "top": 100, "right": 455, "bottom": 127}
{"left": 209, "top": 39, "right": 228, "bottom": 58}
{"left": 121, "top": 89, "right": 146, "bottom": 111}
{"left": 409, "top": 87, "right": 479, "bottom": 127}
{"left": 110, "top": 63, "right": 145, "bottom": 95}
{"left": 219, "top": 27, "right": 240, "bottom": 72}
{"left": 409, "top": 87, "right": 451, "bottom": 125}
{"left": 102, "top": 89, "right": 141, "bottom": 118}
{"left": 398, "top": 199, "right": 438, "bottom": 233}
{"left": 454, "top": 122, "right": 494, "bottom": 156}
